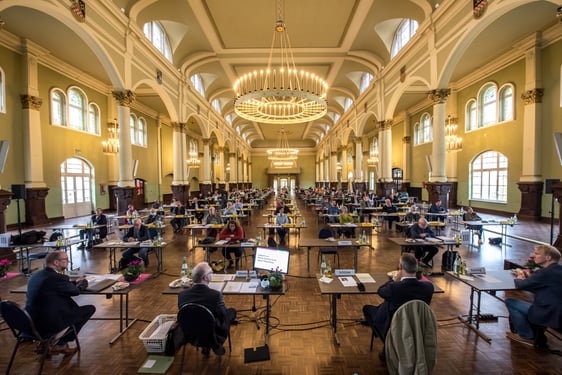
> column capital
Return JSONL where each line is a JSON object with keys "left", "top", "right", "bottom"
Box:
{"left": 378, "top": 120, "right": 393, "bottom": 130}
{"left": 112, "top": 90, "right": 136, "bottom": 107}
{"left": 20, "top": 94, "right": 42, "bottom": 110}
{"left": 202, "top": 138, "right": 211, "bottom": 146}
{"left": 403, "top": 136, "right": 412, "bottom": 144}
{"left": 427, "top": 89, "right": 451, "bottom": 104}
{"left": 521, "top": 89, "right": 544, "bottom": 105}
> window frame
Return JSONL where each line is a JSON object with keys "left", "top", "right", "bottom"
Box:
{"left": 0, "top": 67, "right": 5, "bottom": 113}
{"left": 498, "top": 83, "right": 514, "bottom": 123}
{"left": 68, "top": 86, "right": 88, "bottom": 132}
{"left": 470, "top": 150, "right": 508, "bottom": 204}
{"left": 391, "top": 19, "right": 419, "bottom": 58}
{"left": 414, "top": 113, "right": 432, "bottom": 146}
{"left": 143, "top": 21, "right": 173, "bottom": 62}
{"left": 50, "top": 88, "right": 67, "bottom": 126}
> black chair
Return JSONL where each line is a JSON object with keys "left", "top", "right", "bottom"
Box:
{"left": 318, "top": 227, "right": 340, "bottom": 268}
{"left": 0, "top": 300, "right": 80, "bottom": 375}
{"left": 177, "top": 303, "right": 231, "bottom": 373}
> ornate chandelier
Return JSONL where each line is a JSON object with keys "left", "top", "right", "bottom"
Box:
{"left": 186, "top": 140, "right": 200, "bottom": 168}
{"left": 233, "top": 0, "right": 328, "bottom": 124}
{"left": 102, "top": 119, "right": 119, "bottom": 154}
{"left": 267, "top": 128, "right": 298, "bottom": 162}
{"left": 367, "top": 142, "right": 379, "bottom": 167}
{"left": 445, "top": 115, "right": 462, "bottom": 152}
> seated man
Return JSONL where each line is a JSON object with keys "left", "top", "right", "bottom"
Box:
{"left": 120, "top": 218, "right": 152, "bottom": 268}
{"left": 362, "top": 253, "right": 434, "bottom": 357}
{"left": 203, "top": 205, "right": 223, "bottom": 239}
{"left": 505, "top": 245, "right": 562, "bottom": 348}
{"left": 79, "top": 207, "right": 107, "bottom": 248}
{"left": 275, "top": 206, "right": 290, "bottom": 247}
{"left": 409, "top": 217, "right": 439, "bottom": 267}
{"left": 178, "top": 262, "right": 236, "bottom": 357}
{"left": 125, "top": 204, "right": 138, "bottom": 225}
{"left": 25, "top": 251, "right": 96, "bottom": 355}
{"left": 381, "top": 198, "right": 399, "bottom": 231}
{"left": 145, "top": 208, "right": 161, "bottom": 238}
{"left": 428, "top": 199, "right": 447, "bottom": 222}
{"left": 462, "top": 206, "right": 484, "bottom": 244}
{"left": 171, "top": 201, "right": 187, "bottom": 233}
{"left": 326, "top": 200, "right": 340, "bottom": 223}
{"left": 190, "top": 197, "right": 205, "bottom": 223}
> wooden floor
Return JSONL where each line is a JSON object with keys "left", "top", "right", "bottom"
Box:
{"left": 1, "top": 199, "right": 562, "bottom": 375}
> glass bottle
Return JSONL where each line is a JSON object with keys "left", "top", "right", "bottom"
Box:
{"left": 361, "top": 230, "right": 367, "bottom": 244}
{"left": 453, "top": 255, "right": 461, "bottom": 275}
{"left": 256, "top": 232, "right": 262, "bottom": 246}
{"left": 326, "top": 259, "right": 332, "bottom": 278}
{"left": 180, "top": 256, "right": 188, "bottom": 278}
{"left": 320, "top": 255, "right": 327, "bottom": 277}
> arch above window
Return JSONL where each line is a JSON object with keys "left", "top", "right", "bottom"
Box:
{"left": 470, "top": 150, "right": 508, "bottom": 203}
{"left": 143, "top": 21, "right": 172, "bottom": 62}
{"left": 391, "top": 19, "right": 418, "bottom": 58}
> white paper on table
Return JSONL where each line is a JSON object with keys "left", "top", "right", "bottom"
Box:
{"left": 212, "top": 274, "right": 235, "bottom": 281}
{"left": 355, "top": 273, "right": 376, "bottom": 283}
{"left": 85, "top": 273, "right": 121, "bottom": 283}
{"left": 319, "top": 276, "right": 333, "bottom": 284}
{"left": 208, "top": 281, "right": 225, "bottom": 292}
{"left": 339, "top": 276, "right": 358, "bottom": 287}
{"left": 142, "top": 359, "right": 156, "bottom": 369}
{"left": 239, "top": 280, "right": 259, "bottom": 293}
{"left": 223, "top": 281, "right": 243, "bottom": 293}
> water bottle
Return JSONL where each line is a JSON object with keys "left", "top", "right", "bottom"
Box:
{"left": 361, "top": 230, "right": 367, "bottom": 244}
{"left": 320, "top": 255, "right": 327, "bottom": 277}
{"left": 453, "top": 255, "right": 461, "bottom": 275}
{"left": 513, "top": 214, "right": 518, "bottom": 223}
{"left": 180, "top": 256, "right": 188, "bottom": 278}
{"left": 460, "top": 260, "right": 467, "bottom": 275}
{"left": 256, "top": 232, "right": 262, "bottom": 246}
{"left": 326, "top": 259, "right": 332, "bottom": 278}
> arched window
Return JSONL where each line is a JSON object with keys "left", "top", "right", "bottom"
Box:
{"left": 143, "top": 21, "right": 172, "bottom": 62}
{"left": 61, "top": 157, "right": 93, "bottom": 218}
{"left": 68, "top": 87, "right": 88, "bottom": 131}
{"left": 130, "top": 114, "right": 147, "bottom": 147}
{"left": 50, "top": 88, "right": 67, "bottom": 125}
{"left": 333, "top": 113, "right": 340, "bottom": 124}
{"left": 479, "top": 83, "right": 497, "bottom": 127}
{"left": 0, "top": 67, "right": 5, "bottom": 113}
{"left": 470, "top": 151, "right": 508, "bottom": 203}
{"left": 359, "top": 72, "right": 373, "bottom": 94}
{"left": 88, "top": 103, "right": 101, "bottom": 135}
{"left": 414, "top": 113, "right": 432, "bottom": 145}
{"left": 391, "top": 19, "right": 418, "bottom": 58}
{"left": 343, "top": 97, "right": 353, "bottom": 112}
{"left": 190, "top": 74, "right": 205, "bottom": 97}
{"left": 225, "top": 113, "right": 233, "bottom": 125}
{"left": 211, "top": 98, "right": 221, "bottom": 114}
{"left": 498, "top": 84, "right": 514, "bottom": 122}
{"left": 465, "top": 99, "right": 477, "bottom": 131}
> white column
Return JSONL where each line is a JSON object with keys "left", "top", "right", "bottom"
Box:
{"left": 202, "top": 139, "right": 211, "bottom": 184}
{"left": 355, "top": 141, "right": 362, "bottom": 182}
{"left": 172, "top": 123, "right": 187, "bottom": 185}
{"left": 402, "top": 114, "right": 412, "bottom": 184}
{"left": 428, "top": 89, "right": 450, "bottom": 183}
{"left": 380, "top": 121, "right": 393, "bottom": 182}
{"left": 112, "top": 90, "right": 135, "bottom": 187}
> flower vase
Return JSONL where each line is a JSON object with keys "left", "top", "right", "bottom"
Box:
{"left": 123, "top": 273, "right": 139, "bottom": 282}
{"left": 269, "top": 273, "right": 283, "bottom": 291}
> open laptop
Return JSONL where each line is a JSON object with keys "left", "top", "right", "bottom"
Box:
{"left": 85, "top": 278, "right": 117, "bottom": 292}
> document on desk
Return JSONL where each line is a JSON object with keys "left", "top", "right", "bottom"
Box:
{"left": 223, "top": 281, "right": 243, "bottom": 293}
{"left": 339, "top": 277, "right": 358, "bottom": 287}
{"left": 212, "top": 274, "right": 235, "bottom": 282}
{"left": 208, "top": 281, "right": 225, "bottom": 292}
{"left": 239, "top": 279, "right": 260, "bottom": 293}
{"left": 355, "top": 273, "right": 376, "bottom": 283}
{"left": 425, "top": 238, "right": 442, "bottom": 243}
{"left": 214, "top": 240, "right": 229, "bottom": 245}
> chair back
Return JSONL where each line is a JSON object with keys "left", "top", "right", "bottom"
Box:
{"left": 0, "top": 300, "right": 42, "bottom": 340}
{"left": 385, "top": 300, "right": 437, "bottom": 375}
{"left": 177, "top": 303, "right": 220, "bottom": 350}
{"left": 318, "top": 228, "right": 332, "bottom": 239}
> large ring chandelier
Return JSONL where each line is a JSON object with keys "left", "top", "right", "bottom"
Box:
{"left": 233, "top": 0, "right": 328, "bottom": 124}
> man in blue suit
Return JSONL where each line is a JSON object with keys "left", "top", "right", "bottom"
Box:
{"left": 505, "top": 245, "right": 562, "bottom": 347}
{"left": 25, "top": 251, "right": 95, "bottom": 355}
{"left": 362, "top": 253, "right": 434, "bottom": 358}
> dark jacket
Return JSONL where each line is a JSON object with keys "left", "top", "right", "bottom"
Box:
{"left": 25, "top": 267, "right": 85, "bottom": 336}
{"left": 409, "top": 223, "right": 436, "bottom": 239}
{"left": 514, "top": 263, "right": 562, "bottom": 329}
{"left": 92, "top": 213, "right": 108, "bottom": 238}
{"left": 374, "top": 278, "right": 434, "bottom": 339}
{"left": 178, "top": 283, "right": 229, "bottom": 343}
{"left": 123, "top": 224, "right": 151, "bottom": 241}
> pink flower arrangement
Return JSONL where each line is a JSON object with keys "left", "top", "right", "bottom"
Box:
{"left": 0, "top": 258, "right": 11, "bottom": 276}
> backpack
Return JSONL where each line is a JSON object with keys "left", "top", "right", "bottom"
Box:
{"left": 267, "top": 236, "right": 277, "bottom": 248}
{"left": 441, "top": 250, "right": 459, "bottom": 271}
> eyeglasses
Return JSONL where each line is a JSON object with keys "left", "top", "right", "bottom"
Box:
{"left": 57, "top": 258, "right": 69, "bottom": 261}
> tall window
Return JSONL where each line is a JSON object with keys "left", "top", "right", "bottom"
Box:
{"left": 0, "top": 67, "right": 5, "bottom": 113}
{"left": 480, "top": 84, "right": 497, "bottom": 127}
{"left": 466, "top": 82, "right": 514, "bottom": 131}
{"left": 51, "top": 88, "right": 67, "bottom": 125}
{"left": 190, "top": 74, "right": 205, "bottom": 97}
{"left": 343, "top": 97, "right": 353, "bottom": 112}
{"left": 470, "top": 151, "right": 508, "bottom": 203}
{"left": 88, "top": 103, "right": 101, "bottom": 134}
{"left": 211, "top": 98, "right": 221, "bottom": 114}
{"left": 143, "top": 21, "right": 172, "bottom": 62}
{"left": 68, "top": 87, "right": 87, "bottom": 131}
{"left": 466, "top": 99, "right": 477, "bottom": 131}
{"left": 391, "top": 19, "right": 418, "bottom": 58}
{"left": 359, "top": 72, "right": 373, "bottom": 94}
{"left": 61, "top": 157, "right": 93, "bottom": 218}
{"left": 130, "top": 114, "right": 147, "bottom": 147}
{"left": 414, "top": 113, "right": 432, "bottom": 145}
{"left": 498, "top": 84, "right": 514, "bottom": 122}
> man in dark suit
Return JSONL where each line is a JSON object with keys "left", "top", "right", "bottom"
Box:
{"left": 505, "top": 245, "right": 562, "bottom": 347}
{"left": 409, "top": 217, "right": 439, "bottom": 267}
{"left": 25, "top": 251, "right": 96, "bottom": 355}
{"left": 120, "top": 218, "right": 151, "bottom": 267}
{"left": 362, "top": 253, "right": 434, "bottom": 357}
{"left": 178, "top": 262, "right": 236, "bottom": 357}
{"left": 79, "top": 207, "right": 107, "bottom": 248}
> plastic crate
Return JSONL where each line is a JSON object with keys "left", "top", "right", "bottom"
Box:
{"left": 139, "top": 314, "right": 176, "bottom": 353}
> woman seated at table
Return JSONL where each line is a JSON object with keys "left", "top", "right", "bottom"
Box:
{"left": 462, "top": 206, "right": 483, "bottom": 244}
{"left": 218, "top": 220, "right": 245, "bottom": 268}
{"left": 339, "top": 205, "right": 355, "bottom": 238}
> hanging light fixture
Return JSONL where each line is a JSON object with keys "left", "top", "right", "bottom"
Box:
{"left": 367, "top": 140, "right": 379, "bottom": 167}
{"left": 102, "top": 119, "right": 119, "bottom": 154}
{"left": 445, "top": 115, "right": 463, "bottom": 152}
{"left": 233, "top": 0, "right": 328, "bottom": 124}
{"left": 268, "top": 128, "right": 298, "bottom": 168}
{"left": 186, "top": 140, "right": 200, "bottom": 168}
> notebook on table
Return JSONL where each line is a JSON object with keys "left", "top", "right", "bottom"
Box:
{"left": 85, "top": 278, "right": 117, "bottom": 292}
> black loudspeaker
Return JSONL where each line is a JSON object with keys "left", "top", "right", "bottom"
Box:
{"left": 11, "top": 184, "right": 26, "bottom": 200}
{"left": 545, "top": 179, "right": 560, "bottom": 194}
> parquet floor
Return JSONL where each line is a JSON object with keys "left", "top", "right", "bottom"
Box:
{"left": 1, "top": 199, "right": 562, "bottom": 374}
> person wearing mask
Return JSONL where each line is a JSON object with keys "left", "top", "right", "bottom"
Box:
{"left": 178, "top": 262, "right": 236, "bottom": 357}
{"left": 505, "top": 245, "right": 562, "bottom": 348}
{"left": 25, "top": 251, "right": 95, "bottom": 355}
{"left": 362, "top": 253, "right": 434, "bottom": 359}
{"left": 120, "top": 218, "right": 151, "bottom": 268}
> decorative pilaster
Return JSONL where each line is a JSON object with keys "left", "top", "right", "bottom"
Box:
{"left": 424, "top": 182, "right": 453, "bottom": 209}
{"left": 516, "top": 181, "right": 543, "bottom": 220}
{"left": 24, "top": 187, "right": 50, "bottom": 226}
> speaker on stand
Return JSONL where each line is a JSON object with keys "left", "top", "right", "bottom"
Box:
{"left": 11, "top": 184, "right": 26, "bottom": 237}
{"left": 545, "top": 179, "right": 560, "bottom": 245}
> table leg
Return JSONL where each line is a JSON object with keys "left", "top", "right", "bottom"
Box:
{"left": 354, "top": 246, "right": 358, "bottom": 271}
{"left": 108, "top": 292, "right": 138, "bottom": 344}
{"left": 264, "top": 295, "right": 271, "bottom": 345}
{"left": 331, "top": 294, "right": 340, "bottom": 345}
{"left": 457, "top": 286, "right": 492, "bottom": 343}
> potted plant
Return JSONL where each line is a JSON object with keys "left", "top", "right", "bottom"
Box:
{"left": 268, "top": 268, "right": 283, "bottom": 291}
{"left": 0, "top": 258, "right": 11, "bottom": 278}
{"left": 122, "top": 259, "right": 144, "bottom": 282}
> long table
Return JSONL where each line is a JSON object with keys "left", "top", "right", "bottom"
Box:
{"left": 460, "top": 220, "right": 516, "bottom": 247}
{"left": 446, "top": 270, "right": 517, "bottom": 342}
{"left": 317, "top": 272, "right": 444, "bottom": 344}
{"left": 327, "top": 223, "right": 375, "bottom": 249}
{"left": 93, "top": 240, "right": 168, "bottom": 275}
{"left": 299, "top": 238, "right": 364, "bottom": 273}
{"left": 389, "top": 236, "right": 460, "bottom": 254}
{"left": 255, "top": 223, "right": 306, "bottom": 247}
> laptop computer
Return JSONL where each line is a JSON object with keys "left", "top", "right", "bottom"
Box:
{"left": 85, "top": 278, "right": 117, "bottom": 292}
